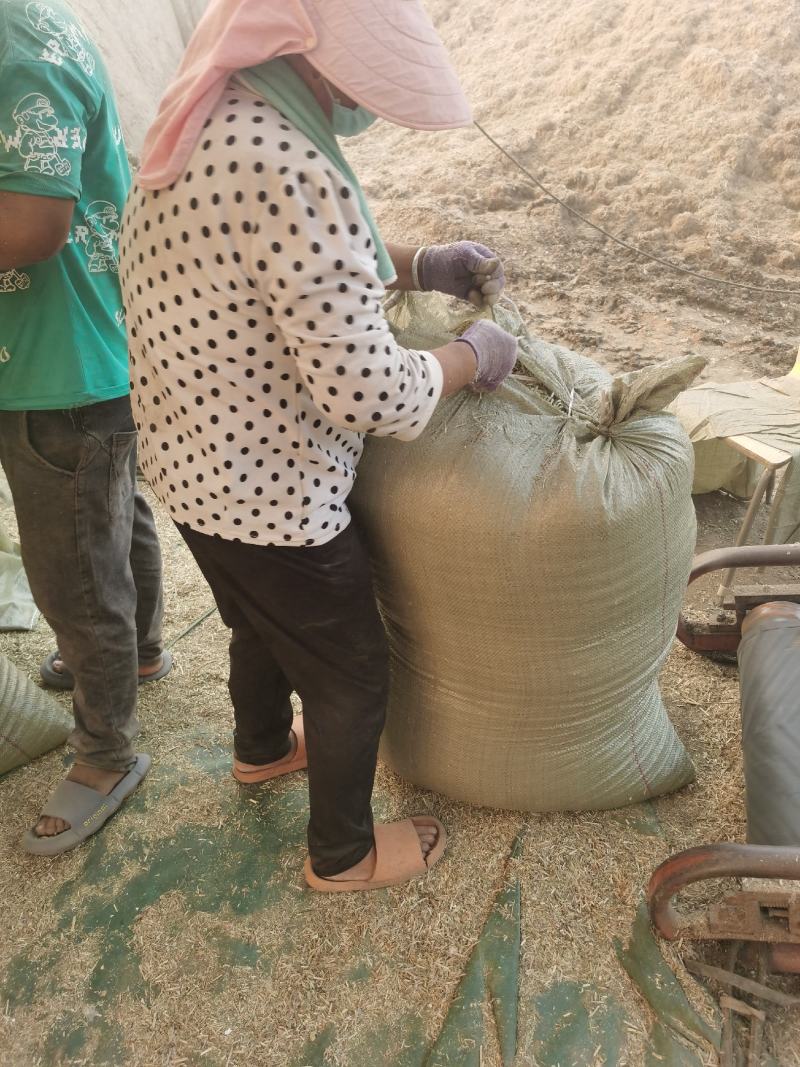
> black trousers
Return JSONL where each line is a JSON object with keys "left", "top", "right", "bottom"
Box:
{"left": 177, "top": 522, "right": 389, "bottom": 878}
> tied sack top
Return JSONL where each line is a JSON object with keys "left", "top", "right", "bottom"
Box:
{"left": 119, "top": 85, "right": 442, "bottom": 547}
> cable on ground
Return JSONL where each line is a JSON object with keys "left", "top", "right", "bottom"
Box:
{"left": 166, "top": 605, "right": 218, "bottom": 649}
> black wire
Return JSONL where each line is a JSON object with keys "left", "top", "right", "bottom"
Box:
{"left": 474, "top": 121, "right": 800, "bottom": 299}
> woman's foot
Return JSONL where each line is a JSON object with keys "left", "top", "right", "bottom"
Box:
{"left": 233, "top": 718, "right": 308, "bottom": 784}
{"left": 326, "top": 822, "right": 440, "bottom": 881}
{"left": 304, "top": 817, "right": 447, "bottom": 893}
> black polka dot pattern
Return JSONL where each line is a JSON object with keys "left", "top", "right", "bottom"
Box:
{"left": 119, "top": 85, "right": 442, "bottom": 547}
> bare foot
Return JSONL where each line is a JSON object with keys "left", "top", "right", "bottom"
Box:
{"left": 34, "top": 764, "right": 127, "bottom": 839}
{"left": 51, "top": 653, "right": 165, "bottom": 680}
{"left": 327, "top": 823, "right": 439, "bottom": 882}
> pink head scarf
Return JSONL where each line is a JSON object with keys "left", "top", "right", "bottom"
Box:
{"left": 138, "top": 0, "right": 472, "bottom": 190}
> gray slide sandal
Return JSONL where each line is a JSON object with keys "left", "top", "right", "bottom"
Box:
{"left": 40, "top": 650, "right": 174, "bottom": 691}
{"left": 22, "top": 754, "right": 151, "bottom": 856}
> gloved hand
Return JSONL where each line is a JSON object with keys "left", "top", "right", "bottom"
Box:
{"left": 421, "top": 241, "right": 506, "bottom": 308}
{"left": 458, "top": 320, "right": 518, "bottom": 392}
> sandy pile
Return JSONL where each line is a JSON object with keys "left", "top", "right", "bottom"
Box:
{"left": 349, "top": 0, "right": 800, "bottom": 284}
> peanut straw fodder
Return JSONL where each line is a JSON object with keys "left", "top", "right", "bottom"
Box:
{"left": 352, "top": 293, "right": 704, "bottom": 812}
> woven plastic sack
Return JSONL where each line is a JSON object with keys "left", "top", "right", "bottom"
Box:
{"left": 351, "top": 293, "right": 702, "bottom": 811}
{"left": 0, "top": 655, "right": 72, "bottom": 776}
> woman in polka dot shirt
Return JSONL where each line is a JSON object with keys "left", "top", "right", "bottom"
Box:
{"left": 120, "top": 0, "right": 518, "bottom": 893}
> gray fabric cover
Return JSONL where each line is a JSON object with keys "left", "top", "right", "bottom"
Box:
{"left": 351, "top": 293, "right": 699, "bottom": 812}
{"left": 740, "top": 615, "right": 800, "bottom": 846}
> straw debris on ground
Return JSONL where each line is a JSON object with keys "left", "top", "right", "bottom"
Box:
{"left": 0, "top": 476, "right": 796, "bottom": 1065}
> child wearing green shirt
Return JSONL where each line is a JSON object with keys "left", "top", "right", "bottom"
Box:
{"left": 0, "top": 0, "right": 170, "bottom": 855}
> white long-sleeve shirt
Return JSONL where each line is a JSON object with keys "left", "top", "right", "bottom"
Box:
{"left": 119, "top": 85, "right": 442, "bottom": 546}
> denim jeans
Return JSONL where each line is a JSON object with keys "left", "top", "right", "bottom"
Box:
{"left": 177, "top": 522, "right": 389, "bottom": 878}
{"left": 0, "top": 395, "right": 164, "bottom": 771}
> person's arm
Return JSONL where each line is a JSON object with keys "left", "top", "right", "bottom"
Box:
{"left": 434, "top": 339, "right": 477, "bottom": 396}
{"left": 384, "top": 242, "right": 419, "bottom": 291}
{"left": 259, "top": 172, "right": 443, "bottom": 440}
{"left": 0, "top": 23, "right": 92, "bottom": 270}
{"left": 255, "top": 165, "right": 517, "bottom": 435}
{"left": 376, "top": 236, "right": 488, "bottom": 394}
{"left": 383, "top": 244, "right": 516, "bottom": 394}
{"left": 0, "top": 191, "right": 74, "bottom": 271}
{"left": 385, "top": 240, "right": 507, "bottom": 308}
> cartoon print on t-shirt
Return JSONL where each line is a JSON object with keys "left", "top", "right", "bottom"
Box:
{"left": 11, "top": 93, "right": 72, "bottom": 175}
{"left": 0, "top": 270, "right": 31, "bottom": 293}
{"left": 75, "top": 201, "right": 120, "bottom": 273}
{"left": 26, "top": 2, "right": 96, "bottom": 77}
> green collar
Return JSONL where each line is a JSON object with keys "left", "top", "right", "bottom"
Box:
{"left": 236, "top": 58, "right": 395, "bottom": 284}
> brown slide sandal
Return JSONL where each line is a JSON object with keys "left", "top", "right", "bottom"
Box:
{"left": 233, "top": 716, "right": 308, "bottom": 784}
{"left": 304, "top": 816, "right": 447, "bottom": 893}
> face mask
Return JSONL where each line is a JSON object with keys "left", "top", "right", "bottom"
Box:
{"left": 331, "top": 102, "right": 378, "bottom": 138}
{"left": 322, "top": 81, "right": 378, "bottom": 138}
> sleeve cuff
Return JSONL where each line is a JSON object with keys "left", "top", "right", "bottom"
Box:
{"left": 0, "top": 174, "right": 80, "bottom": 201}
{"left": 393, "top": 350, "right": 444, "bottom": 442}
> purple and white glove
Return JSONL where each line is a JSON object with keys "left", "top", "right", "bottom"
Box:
{"left": 419, "top": 241, "right": 506, "bottom": 308}
{"left": 458, "top": 320, "right": 518, "bottom": 392}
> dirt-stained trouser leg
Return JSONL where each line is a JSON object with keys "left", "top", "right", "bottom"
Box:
{"left": 0, "top": 396, "right": 164, "bottom": 771}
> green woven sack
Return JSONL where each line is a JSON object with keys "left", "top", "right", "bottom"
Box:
{"left": 0, "top": 654, "right": 72, "bottom": 776}
{"left": 352, "top": 293, "right": 702, "bottom": 812}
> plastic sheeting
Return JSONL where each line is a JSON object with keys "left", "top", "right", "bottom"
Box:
{"left": 170, "top": 0, "right": 210, "bottom": 44}
{"left": 0, "top": 534, "right": 38, "bottom": 632}
{"left": 66, "top": 0, "right": 185, "bottom": 153}
{"left": 670, "top": 376, "right": 800, "bottom": 544}
{"left": 0, "top": 474, "right": 37, "bottom": 632}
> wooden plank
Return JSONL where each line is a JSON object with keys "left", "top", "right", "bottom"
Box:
{"left": 725, "top": 434, "right": 793, "bottom": 469}
{"left": 719, "top": 995, "right": 766, "bottom": 1022}
{"left": 685, "top": 958, "right": 800, "bottom": 1008}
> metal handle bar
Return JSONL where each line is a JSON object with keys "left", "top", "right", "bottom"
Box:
{"left": 686, "top": 544, "right": 800, "bottom": 585}
{"left": 649, "top": 843, "right": 800, "bottom": 941}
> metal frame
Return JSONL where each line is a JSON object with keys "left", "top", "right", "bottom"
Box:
{"left": 649, "top": 843, "right": 800, "bottom": 943}
{"left": 676, "top": 543, "right": 800, "bottom": 654}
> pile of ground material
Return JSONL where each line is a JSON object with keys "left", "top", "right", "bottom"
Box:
{"left": 349, "top": 0, "right": 800, "bottom": 285}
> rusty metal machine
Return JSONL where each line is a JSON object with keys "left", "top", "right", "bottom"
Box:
{"left": 649, "top": 544, "right": 800, "bottom": 1062}
{"left": 676, "top": 543, "right": 800, "bottom": 656}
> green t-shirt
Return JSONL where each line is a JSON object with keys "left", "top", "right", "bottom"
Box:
{"left": 0, "top": 0, "right": 131, "bottom": 409}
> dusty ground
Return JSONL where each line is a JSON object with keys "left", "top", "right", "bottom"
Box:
{"left": 351, "top": 131, "right": 800, "bottom": 394}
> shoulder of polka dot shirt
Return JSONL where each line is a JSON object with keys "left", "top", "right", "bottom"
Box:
{"left": 194, "top": 87, "right": 358, "bottom": 202}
